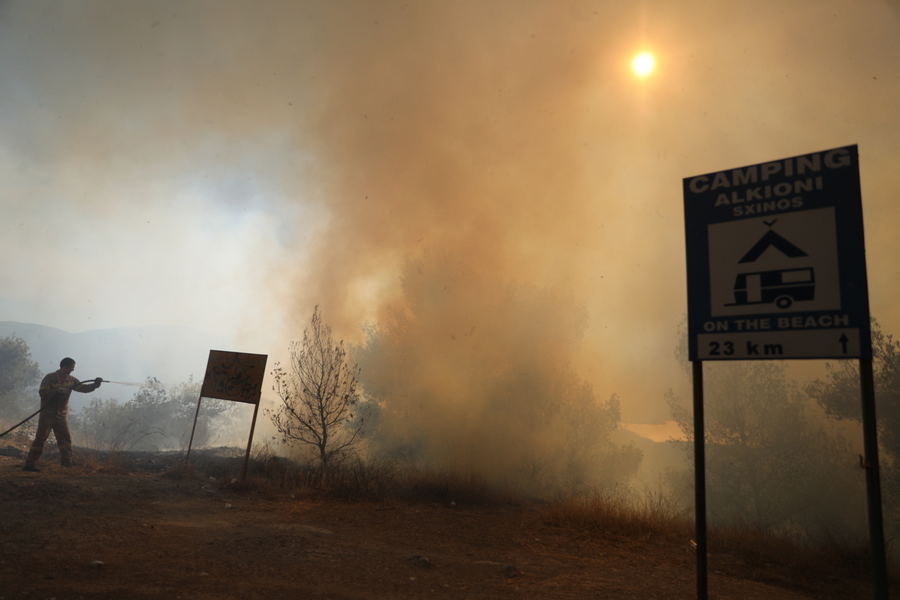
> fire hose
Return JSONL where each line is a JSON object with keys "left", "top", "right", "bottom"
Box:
{"left": 0, "top": 379, "right": 142, "bottom": 438}
{"left": 0, "top": 409, "right": 42, "bottom": 439}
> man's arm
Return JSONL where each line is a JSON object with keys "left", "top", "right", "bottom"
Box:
{"left": 74, "top": 378, "right": 102, "bottom": 393}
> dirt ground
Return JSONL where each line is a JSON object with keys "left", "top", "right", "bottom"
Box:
{"left": 0, "top": 447, "right": 884, "bottom": 600}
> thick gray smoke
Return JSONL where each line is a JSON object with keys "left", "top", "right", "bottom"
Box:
{"left": 352, "top": 252, "right": 642, "bottom": 494}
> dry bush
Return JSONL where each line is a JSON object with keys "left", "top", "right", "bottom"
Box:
{"left": 66, "top": 447, "right": 129, "bottom": 474}
{"left": 539, "top": 486, "right": 693, "bottom": 542}
{"left": 184, "top": 445, "right": 515, "bottom": 506}
{"left": 709, "top": 519, "right": 872, "bottom": 579}
{"left": 394, "top": 467, "right": 512, "bottom": 506}
{"left": 316, "top": 456, "right": 400, "bottom": 500}
{"left": 243, "top": 451, "right": 399, "bottom": 501}
{"left": 0, "top": 424, "right": 34, "bottom": 449}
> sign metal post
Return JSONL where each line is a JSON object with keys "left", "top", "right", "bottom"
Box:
{"left": 683, "top": 145, "right": 885, "bottom": 599}
{"left": 692, "top": 360, "right": 707, "bottom": 600}
{"left": 186, "top": 350, "right": 268, "bottom": 480}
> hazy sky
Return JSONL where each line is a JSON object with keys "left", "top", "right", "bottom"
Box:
{"left": 2, "top": 0, "right": 899, "bottom": 424}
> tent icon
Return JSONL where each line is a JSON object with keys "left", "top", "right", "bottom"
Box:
{"left": 726, "top": 227, "right": 815, "bottom": 310}
{"left": 737, "top": 229, "right": 809, "bottom": 263}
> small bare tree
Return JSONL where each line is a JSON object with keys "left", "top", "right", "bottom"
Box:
{"left": 269, "top": 306, "right": 364, "bottom": 471}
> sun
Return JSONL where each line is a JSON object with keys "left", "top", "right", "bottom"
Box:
{"left": 631, "top": 51, "right": 656, "bottom": 78}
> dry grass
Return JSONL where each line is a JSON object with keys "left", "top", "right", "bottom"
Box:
{"left": 539, "top": 486, "right": 694, "bottom": 542}
{"left": 708, "top": 520, "right": 873, "bottom": 580}
{"left": 216, "top": 447, "right": 511, "bottom": 505}
{"left": 72, "top": 448, "right": 131, "bottom": 474}
{"left": 539, "top": 487, "right": 882, "bottom": 590}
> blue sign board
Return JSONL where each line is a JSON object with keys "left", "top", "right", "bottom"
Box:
{"left": 683, "top": 145, "right": 871, "bottom": 360}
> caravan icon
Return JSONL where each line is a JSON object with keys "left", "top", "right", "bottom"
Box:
{"left": 728, "top": 267, "right": 815, "bottom": 309}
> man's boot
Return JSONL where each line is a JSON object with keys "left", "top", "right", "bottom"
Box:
{"left": 22, "top": 447, "right": 42, "bottom": 472}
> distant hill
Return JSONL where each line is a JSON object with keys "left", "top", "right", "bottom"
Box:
{"left": 0, "top": 321, "right": 230, "bottom": 411}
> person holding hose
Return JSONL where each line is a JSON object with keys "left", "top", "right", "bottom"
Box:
{"left": 22, "top": 357, "right": 101, "bottom": 472}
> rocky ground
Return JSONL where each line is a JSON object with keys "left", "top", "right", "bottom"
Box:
{"left": 0, "top": 446, "right": 886, "bottom": 599}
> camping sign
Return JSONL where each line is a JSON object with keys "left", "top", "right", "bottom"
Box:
{"left": 683, "top": 145, "right": 871, "bottom": 360}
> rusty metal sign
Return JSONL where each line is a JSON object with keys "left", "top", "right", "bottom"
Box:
{"left": 199, "top": 350, "right": 268, "bottom": 404}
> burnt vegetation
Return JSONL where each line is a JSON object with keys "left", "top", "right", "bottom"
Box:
{"left": 268, "top": 305, "right": 366, "bottom": 473}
